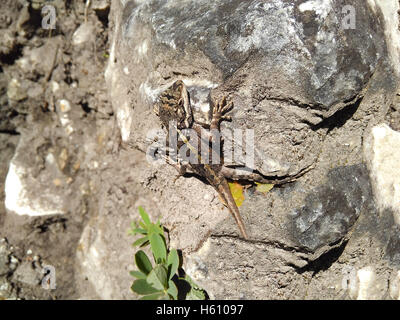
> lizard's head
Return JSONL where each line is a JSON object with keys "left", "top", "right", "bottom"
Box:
{"left": 154, "top": 80, "right": 194, "bottom": 130}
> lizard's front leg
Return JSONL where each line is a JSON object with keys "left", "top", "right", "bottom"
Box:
{"left": 207, "top": 96, "right": 233, "bottom": 164}
{"left": 210, "top": 96, "right": 233, "bottom": 131}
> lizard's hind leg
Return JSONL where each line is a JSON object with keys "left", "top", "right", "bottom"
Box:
{"left": 161, "top": 154, "right": 191, "bottom": 183}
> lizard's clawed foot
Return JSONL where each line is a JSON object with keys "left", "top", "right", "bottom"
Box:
{"left": 215, "top": 96, "right": 233, "bottom": 116}
{"left": 211, "top": 96, "right": 233, "bottom": 129}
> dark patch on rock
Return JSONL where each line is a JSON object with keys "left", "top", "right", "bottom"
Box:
{"left": 117, "top": 0, "right": 398, "bottom": 181}
{"left": 291, "top": 164, "right": 373, "bottom": 252}
{"left": 385, "top": 229, "right": 400, "bottom": 266}
{"left": 125, "top": 0, "right": 385, "bottom": 109}
{"left": 295, "top": 239, "right": 348, "bottom": 275}
{"left": 352, "top": 206, "right": 400, "bottom": 268}
{"left": 310, "top": 96, "right": 362, "bottom": 132}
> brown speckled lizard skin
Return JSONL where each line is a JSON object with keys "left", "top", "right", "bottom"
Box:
{"left": 154, "top": 80, "right": 249, "bottom": 239}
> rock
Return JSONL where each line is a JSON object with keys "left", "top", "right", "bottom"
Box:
{"left": 7, "top": 79, "right": 27, "bottom": 101}
{"left": 0, "top": 239, "right": 19, "bottom": 299}
{"left": 389, "top": 271, "right": 400, "bottom": 300}
{"left": 184, "top": 237, "right": 309, "bottom": 299}
{"left": 0, "top": 239, "right": 11, "bottom": 276}
{"left": 106, "top": 0, "right": 399, "bottom": 180}
{"left": 99, "top": 0, "right": 400, "bottom": 299}
{"left": 12, "top": 261, "right": 42, "bottom": 286}
{"left": 291, "top": 164, "right": 373, "bottom": 253}
{"left": 16, "top": 4, "right": 30, "bottom": 34}
{"left": 72, "top": 23, "right": 95, "bottom": 46}
{"left": 27, "top": 82, "right": 44, "bottom": 99}
{"left": 76, "top": 215, "right": 135, "bottom": 299}
{"left": 51, "top": 81, "right": 60, "bottom": 94}
{"left": 58, "top": 148, "right": 68, "bottom": 171}
{"left": 1, "top": 0, "right": 400, "bottom": 301}
{"left": 5, "top": 161, "right": 66, "bottom": 216}
{"left": 347, "top": 266, "right": 388, "bottom": 300}
{"left": 16, "top": 39, "right": 60, "bottom": 76}
{"left": 92, "top": 0, "right": 110, "bottom": 11}
{"left": 4, "top": 128, "right": 68, "bottom": 216}
{"left": 0, "top": 30, "right": 16, "bottom": 55}
{"left": 0, "top": 277, "right": 15, "bottom": 300}
{"left": 363, "top": 124, "right": 400, "bottom": 225}
{"left": 58, "top": 99, "right": 71, "bottom": 113}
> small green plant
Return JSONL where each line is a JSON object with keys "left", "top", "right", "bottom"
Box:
{"left": 129, "top": 207, "right": 207, "bottom": 300}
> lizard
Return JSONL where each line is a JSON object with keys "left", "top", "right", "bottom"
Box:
{"left": 154, "top": 80, "right": 249, "bottom": 239}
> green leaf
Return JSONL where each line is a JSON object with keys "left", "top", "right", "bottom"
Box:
{"left": 167, "top": 279, "right": 178, "bottom": 300}
{"left": 149, "top": 233, "right": 167, "bottom": 264}
{"left": 155, "top": 220, "right": 164, "bottom": 235}
{"left": 129, "top": 270, "right": 147, "bottom": 279}
{"left": 131, "top": 279, "right": 159, "bottom": 295}
{"left": 148, "top": 223, "right": 163, "bottom": 237}
{"left": 147, "top": 265, "right": 168, "bottom": 291}
{"left": 139, "top": 292, "right": 165, "bottom": 300}
{"left": 131, "top": 228, "right": 147, "bottom": 235}
{"left": 139, "top": 221, "right": 147, "bottom": 230}
{"left": 167, "top": 249, "right": 179, "bottom": 280}
{"left": 135, "top": 250, "right": 152, "bottom": 275}
{"left": 184, "top": 275, "right": 206, "bottom": 300}
{"left": 132, "top": 236, "right": 149, "bottom": 247}
{"left": 138, "top": 206, "right": 151, "bottom": 227}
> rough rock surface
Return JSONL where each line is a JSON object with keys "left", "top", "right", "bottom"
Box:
{"left": 0, "top": 0, "right": 112, "bottom": 299}
{"left": 291, "top": 164, "right": 373, "bottom": 253}
{"left": 104, "top": 0, "right": 400, "bottom": 299}
{"left": 364, "top": 124, "right": 400, "bottom": 225}
{"left": 107, "top": 0, "right": 397, "bottom": 180}
{"left": 1, "top": 0, "right": 400, "bottom": 300}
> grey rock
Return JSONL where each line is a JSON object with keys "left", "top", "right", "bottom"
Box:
{"left": 99, "top": 0, "right": 400, "bottom": 300}
{"left": 72, "top": 23, "right": 96, "bottom": 46}
{"left": 385, "top": 231, "right": 400, "bottom": 266}
{"left": 0, "top": 277, "right": 15, "bottom": 299}
{"left": 0, "top": 30, "right": 16, "bottom": 56}
{"left": 129, "top": 0, "right": 381, "bottom": 111}
{"left": 0, "top": 239, "right": 18, "bottom": 277}
{"left": 363, "top": 124, "right": 400, "bottom": 225}
{"left": 7, "top": 79, "right": 27, "bottom": 102}
{"left": 92, "top": 0, "right": 110, "bottom": 11}
{"left": 12, "top": 261, "right": 42, "bottom": 286}
{"left": 4, "top": 133, "right": 68, "bottom": 217}
{"left": 291, "top": 164, "right": 373, "bottom": 252}
{"left": 16, "top": 39, "right": 60, "bottom": 77}
{"left": 0, "top": 239, "right": 11, "bottom": 276}
{"left": 1, "top": 0, "right": 400, "bottom": 301}
{"left": 107, "top": 0, "right": 398, "bottom": 181}
{"left": 27, "top": 82, "right": 44, "bottom": 99}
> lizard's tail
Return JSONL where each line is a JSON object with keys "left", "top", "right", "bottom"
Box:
{"left": 216, "top": 181, "right": 249, "bottom": 240}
